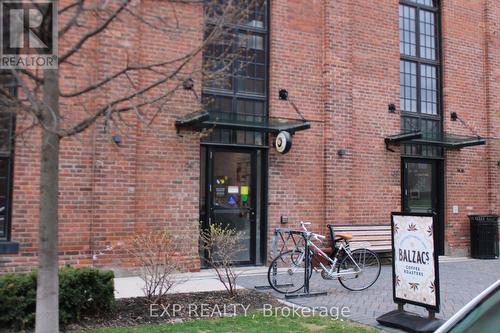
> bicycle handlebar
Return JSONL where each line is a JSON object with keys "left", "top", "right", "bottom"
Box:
{"left": 299, "top": 221, "right": 326, "bottom": 241}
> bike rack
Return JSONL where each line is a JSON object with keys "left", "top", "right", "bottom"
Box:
{"left": 284, "top": 230, "right": 327, "bottom": 299}
{"left": 255, "top": 228, "right": 327, "bottom": 298}
{"left": 254, "top": 227, "right": 299, "bottom": 290}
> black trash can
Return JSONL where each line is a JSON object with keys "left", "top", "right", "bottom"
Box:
{"left": 469, "top": 214, "right": 499, "bottom": 259}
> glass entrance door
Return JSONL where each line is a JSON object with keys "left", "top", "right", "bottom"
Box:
{"left": 404, "top": 161, "right": 436, "bottom": 213}
{"left": 403, "top": 158, "right": 444, "bottom": 254}
{"left": 208, "top": 149, "right": 256, "bottom": 264}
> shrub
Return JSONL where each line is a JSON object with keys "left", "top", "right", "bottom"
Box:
{"left": 127, "top": 229, "right": 182, "bottom": 303}
{"left": 200, "top": 224, "right": 244, "bottom": 297}
{"left": 0, "top": 271, "right": 37, "bottom": 330}
{"left": 58, "top": 266, "right": 115, "bottom": 324}
{"left": 0, "top": 266, "right": 115, "bottom": 330}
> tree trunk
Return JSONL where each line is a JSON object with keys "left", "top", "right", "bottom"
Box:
{"left": 35, "top": 69, "right": 60, "bottom": 333}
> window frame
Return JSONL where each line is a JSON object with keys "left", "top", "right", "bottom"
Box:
{"left": 0, "top": 113, "right": 15, "bottom": 242}
{"left": 400, "top": 0, "right": 443, "bottom": 158}
{"left": 400, "top": 0, "right": 441, "bottom": 123}
{"left": 202, "top": 1, "right": 269, "bottom": 146}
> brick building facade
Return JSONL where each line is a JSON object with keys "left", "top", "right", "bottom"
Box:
{"left": 0, "top": 0, "right": 498, "bottom": 273}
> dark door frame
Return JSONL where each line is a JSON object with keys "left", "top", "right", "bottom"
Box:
{"left": 200, "top": 145, "right": 268, "bottom": 266}
{"left": 401, "top": 157, "right": 445, "bottom": 255}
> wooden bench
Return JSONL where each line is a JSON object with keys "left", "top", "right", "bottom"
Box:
{"left": 327, "top": 224, "right": 392, "bottom": 254}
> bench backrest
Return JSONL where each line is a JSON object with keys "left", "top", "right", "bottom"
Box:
{"left": 327, "top": 224, "right": 392, "bottom": 252}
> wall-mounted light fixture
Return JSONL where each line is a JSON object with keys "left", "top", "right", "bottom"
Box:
{"left": 337, "top": 149, "right": 347, "bottom": 157}
{"left": 112, "top": 135, "right": 122, "bottom": 145}
{"left": 388, "top": 103, "right": 396, "bottom": 113}
{"left": 451, "top": 112, "right": 458, "bottom": 121}
{"left": 183, "top": 78, "right": 194, "bottom": 90}
{"left": 279, "top": 89, "right": 288, "bottom": 100}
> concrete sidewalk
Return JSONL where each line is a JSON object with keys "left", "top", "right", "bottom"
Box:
{"left": 114, "top": 256, "right": 473, "bottom": 298}
{"left": 114, "top": 266, "right": 268, "bottom": 299}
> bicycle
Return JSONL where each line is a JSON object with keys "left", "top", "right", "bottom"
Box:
{"left": 267, "top": 222, "right": 381, "bottom": 293}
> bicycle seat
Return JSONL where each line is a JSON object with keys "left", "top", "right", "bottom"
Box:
{"left": 335, "top": 233, "right": 353, "bottom": 240}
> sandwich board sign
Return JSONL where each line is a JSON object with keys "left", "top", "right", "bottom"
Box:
{"left": 393, "top": 212, "right": 440, "bottom": 310}
{"left": 377, "top": 212, "right": 444, "bottom": 333}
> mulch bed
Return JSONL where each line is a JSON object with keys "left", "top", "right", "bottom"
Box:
{"left": 66, "top": 289, "right": 283, "bottom": 331}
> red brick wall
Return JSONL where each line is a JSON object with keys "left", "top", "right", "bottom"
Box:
{"left": 267, "top": 0, "right": 326, "bottom": 242}
{"left": 325, "top": 0, "right": 402, "bottom": 226}
{"left": 1, "top": 0, "right": 498, "bottom": 272}
{"left": 1, "top": 0, "right": 204, "bottom": 272}
{"left": 441, "top": 0, "right": 499, "bottom": 255}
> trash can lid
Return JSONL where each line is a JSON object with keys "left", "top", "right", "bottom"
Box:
{"left": 468, "top": 214, "right": 499, "bottom": 222}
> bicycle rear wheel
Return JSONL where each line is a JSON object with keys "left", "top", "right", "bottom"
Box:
{"left": 337, "top": 248, "right": 381, "bottom": 291}
{"left": 267, "top": 250, "right": 312, "bottom": 294}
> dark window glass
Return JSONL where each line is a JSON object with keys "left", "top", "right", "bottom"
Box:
{"left": 420, "top": 64, "right": 437, "bottom": 115}
{"left": 0, "top": 158, "right": 7, "bottom": 238}
{"left": 0, "top": 71, "right": 15, "bottom": 103}
{"left": 400, "top": 61, "right": 417, "bottom": 112}
{"left": 400, "top": 5, "right": 416, "bottom": 57}
{"left": 245, "top": 0, "right": 266, "bottom": 28}
{"left": 206, "top": 0, "right": 266, "bottom": 28}
{"left": 237, "top": 98, "right": 265, "bottom": 116}
{"left": 419, "top": 10, "right": 436, "bottom": 60}
{"left": 400, "top": 0, "right": 440, "bottom": 158}
{"left": 236, "top": 32, "right": 266, "bottom": 94}
{"left": 202, "top": 0, "right": 268, "bottom": 146}
{"left": 411, "top": 0, "right": 434, "bottom": 7}
{"left": 0, "top": 113, "right": 13, "bottom": 153}
{"left": 203, "top": 95, "right": 233, "bottom": 113}
{"left": 420, "top": 118, "right": 442, "bottom": 156}
{"left": 407, "top": 162, "right": 433, "bottom": 212}
{"left": 0, "top": 113, "right": 14, "bottom": 241}
{"left": 203, "top": 28, "right": 234, "bottom": 91}
{"left": 202, "top": 96, "right": 264, "bottom": 146}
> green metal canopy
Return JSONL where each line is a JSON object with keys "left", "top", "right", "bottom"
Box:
{"left": 385, "top": 130, "right": 486, "bottom": 150}
{"left": 175, "top": 111, "right": 311, "bottom": 134}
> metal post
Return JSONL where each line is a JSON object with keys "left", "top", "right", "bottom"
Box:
{"left": 272, "top": 228, "right": 278, "bottom": 276}
{"left": 303, "top": 232, "right": 310, "bottom": 294}
{"left": 285, "top": 230, "right": 327, "bottom": 299}
{"left": 428, "top": 310, "right": 435, "bottom": 320}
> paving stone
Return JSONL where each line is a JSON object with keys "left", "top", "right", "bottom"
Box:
{"left": 238, "top": 259, "right": 500, "bottom": 331}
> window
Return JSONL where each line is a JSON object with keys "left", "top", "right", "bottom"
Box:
{"left": 0, "top": 112, "right": 14, "bottom": 241}
{"left": 202, "top": 0, "right": 268, "bottom": 146}
{"left": 400, "top": 60, "right": 417, "bottom": 112}
{"left": 399, "top": 0, "right": 441, "bottom": 157}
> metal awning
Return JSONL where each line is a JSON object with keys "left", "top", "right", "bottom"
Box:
{"left": 385, "top": 130, "right": 486, "bottom": 150}
{"left": 175, "top": 111, "right": 311, "bottom": 134}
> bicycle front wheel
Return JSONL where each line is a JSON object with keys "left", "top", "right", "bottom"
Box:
{"left": 267, "top": 250, "right": 312, "bottom": 294}
{"left": 337, "top": 248, "right": 381, "bottom": 291}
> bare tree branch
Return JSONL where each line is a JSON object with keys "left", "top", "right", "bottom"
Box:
{"left": 59, "top": 0, "right": 84, "bottom": 14}
{"left": 18, "top": 69, "right": 44, "bottom": 84}
{"left": 11, "top": 70, "right": 43, "bottom": 117}
{"left": 59, "top": 0, "right": 85, "bottom": 36}
{"left": 59, "top": 0, "right": 132, "bottom": 63}
{"left": 60, "top": 55, "right": 195, "bottom": 98}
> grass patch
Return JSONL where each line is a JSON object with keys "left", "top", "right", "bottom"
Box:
{"left": 71, "top": 311, "right": 382, "bottom": 333}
